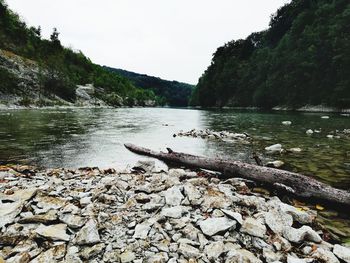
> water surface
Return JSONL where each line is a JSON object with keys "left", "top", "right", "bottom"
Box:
{"left": 0, "top": 107, "right": 350, "bottom": 242}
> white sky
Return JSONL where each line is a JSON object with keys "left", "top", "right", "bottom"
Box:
{"left": 6, "top": 0, "right": 290, "bottom": 84}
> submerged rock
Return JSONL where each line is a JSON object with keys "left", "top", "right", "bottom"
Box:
{"left": 265, "top": 144, "right": 283, "bottom": 153}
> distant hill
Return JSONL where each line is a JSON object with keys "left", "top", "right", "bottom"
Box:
{"left": 105, "top": 67, "right": 194, "bottom": 107}
{"left": 0, "top": 0, "right": 161, "bottom": 107}
{"left": 191, "top": 0, "right": 350, "bottom": 109}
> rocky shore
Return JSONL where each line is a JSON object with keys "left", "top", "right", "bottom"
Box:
{"left": 1, "top": 164, "right": 350, "bottom": 263}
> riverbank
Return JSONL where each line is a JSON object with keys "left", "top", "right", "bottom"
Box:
{"left": 1, "top": 164, "right": 349, "bottom": 262}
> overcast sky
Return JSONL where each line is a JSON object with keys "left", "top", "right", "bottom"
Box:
{"left": 7, "top": 0, "right": 289, "bottom": 84}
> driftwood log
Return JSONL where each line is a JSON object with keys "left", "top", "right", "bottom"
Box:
{"left": 124, "top": 143, "right": 350, "bottom": 207}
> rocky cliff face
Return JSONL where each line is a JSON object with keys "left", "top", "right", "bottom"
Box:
{"left": 0, "top": 49, "right": 159, "bottom": 109}
{"left": 0, "top": 49, "right": 74, "bottom": 108}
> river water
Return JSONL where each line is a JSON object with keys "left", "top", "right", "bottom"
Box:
{"left": 0, "top": 107, "right": 350, "bottom": 241}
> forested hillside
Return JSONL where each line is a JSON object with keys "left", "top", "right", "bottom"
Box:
{"left": 191, "top": 0, "right": 350, "bottom": 109}
{"left": 0, "top": 0, "right": 160, "bottom": 107}
{"left": 105, "top": 67, "right": 194, "bottom": 106}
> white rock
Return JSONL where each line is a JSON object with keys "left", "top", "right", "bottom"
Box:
{"left": 334, "top": 244, "right": 350, "bottom": 263}
{"left": 287, "top": 255, "right": 308, "bottom": 263}
{"left": 74, "top": 219, "right": 100, "bottom": 245}
{"left": 282, "top": 226, "right": 322, "bottom": 244}
{"left": 288, "top": 148, "right": 302, "bottom": 153}
{"left": 164, "top": 186, "right": 184, "bottom": 206}
{"left": 146, "top": 252, "right": 169, "bottom": 263}
{"left": 241, "top": 217, "right": 267, "bottom": 238}
{"left": 267, "top": 160, "right": 285, "bottom": 168}
{"left": 133, "top": 221, "right": 152, "bottom": 239}
{"left": 265, "top": 144, "right": 283, "bottom": 153}
{"left": 59, "top": 214, "right": 86, "bottom": 228}
{"left": 282, "top": 121, "right": 292, "bottom": 125}
{"left": 80, "top": 243, "right": 105, "bottom": 260}
{"left": 198, "top": 217, "right": 236, "bottom": 236}
{"left": 0, "top": 188, "right": 37, "bottom": 202}
{"left": 221, "top": 209, "right": 243, "bottom": 224}
{"left": 204, "top": 241, "right": 225, "bottom": 260}
{"left": 312, "top": 248, "right": 339, "bottom": 263}
{"left": 321, "top": 116, "right": 330, "bottom": 119}
{"left": 306, "top": 129, "right": 314, "bottom": 135}
{"left": 227, "top": 248, "right": 262, "bottom": 263}
{"left": 279, "top": 203, "right": 314, "bottom": 224}
{"left": 79, "top": 196, "right": 92, "bottom": 206}
{"left": 265, "top": 209, "right": 293, "bottom": 234}
{"left": 184, "top": 183, "right": 202, "bottom": 205}
{"left": 178, "top": 243, "right": 201, "bottom": 259}
{"left": 35, "top": 224, "right": 70, "bottom": 241}
{"left": 161, "top": 206, "right": 185, "bottom": 219}
{"left": 133, "top": 160, "right": 155, "bottom": 173}
{"left": 327, "top": 135, "right": 334, "bottom": 139}
{"left": 0, "top": 201, "right": 23, "bottom": 228}
{"left": 119, "top": 251, "right": 136, "bottom": 263}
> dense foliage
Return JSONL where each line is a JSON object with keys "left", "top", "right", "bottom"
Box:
{"left": 0, "top": 0, "right": 159, "bottom": 105}
{"left": 191, "top": 0, "right": 350, "bottom": 109}
{"left": 105, "top": 68, "right": 194, "bottom": 107}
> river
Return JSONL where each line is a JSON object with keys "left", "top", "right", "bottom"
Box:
{"left": 1, "top": 107, "right": 350, "bottom": 242}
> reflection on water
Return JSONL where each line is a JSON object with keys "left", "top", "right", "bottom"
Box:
{"left": 0, "top": 107, "right": 349, "bottom": 188}
{"left": 0, "top": 107, "right": 350, "bottom": 242}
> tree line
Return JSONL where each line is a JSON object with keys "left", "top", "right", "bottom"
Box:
{"left": 191, "top": 0, "right": 350, "bottom": 109}
{"left": 0, "top": 0, "right": 161, "bottom": 106}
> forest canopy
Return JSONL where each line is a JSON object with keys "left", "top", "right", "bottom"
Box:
{"left": 0, "top": 0, "right": 161, "bottom": 105}
{"left": 191, "top": 0, "right": 350, "bottom": 109}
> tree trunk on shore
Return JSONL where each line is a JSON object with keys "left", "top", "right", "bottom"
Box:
{"left": 124, "top": 143, "right": 350, "bottom": 207}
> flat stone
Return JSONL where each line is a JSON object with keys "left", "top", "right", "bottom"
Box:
{"left": 19, "top": 209, "right": 57, "bottom": 224}
{"left": 30, "top": 244, "right": 66, "bottom": 263}
{"left": 74, "top": 219, "right": 100, "bottom": 245}
{"left": 282, "top": 226, "right": 322, "bottom": 244}
{"left": 198, "top": 217, "right": 236, "bottom": 236}
{"left": 59, "top": 214, "right": 86, "bottom": 228}
{"left": 312, "top": 248, "right": 339, "bottom": 263}
{"left": 133, "top": 160, "right": 155, "bottom": 173}
{"left": 35, "top": 224, "right": 70, "bottom": 241}
{"left": 333, "top": 244, "right": 350, "bottom": 263}
{"left": 5, "top": 252, "right": 31, "bottom": 263}
{"left": 204, "top": 241, "right": 225, "bottom": 260}
{"left": 226, "top": 248, "right": 262, "bottom": 263}
{"left": 181, "top": 223, "right": 201, "bottom": 241}
{"left": 119, "top": 250, "right": 136, "bottom": 263}
{"left": 241, "top": 217, "right": 267, "bottom": 238}
{"left": 279, "top": 203, "right": 314, "bottom": 224}
{"left": 287, "top": 255, "right": 308, "bottom": 263}
{"left": 184, "top": 183, "right": 202, "bottom": 205}
{"left": 161, "top": 206, "right": 185, "bottom": 218}
{"left": 0, "top": 201, "right": 23, "bottom": 228}
{"left": 80, "top": 243, "right": 105, "bottom": 260}
{"left": 133, "top": 221, "right": 152, "bottom": 239}
{"left": 146, "top": 252, "right": 169, "bottom": 263}
{"left": 178, "top": 243, "right": 201, "bottom": 259}
{"left": 79, "top": 196, "right": 92, "bottom": 206}
{"left": 164, "top": 186, "right": 184, "bottom": 206}
{"left": 265, "top": 209, "right": 293, "bottom": 234}
{"left": 0, "top": 188, "right": 37, "bottom": 202}
{"left": 34, "top": 195, "right": 67, "bottom": 214}
{"left": 221, "top": 209, "right": 243, "bottom": 225}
